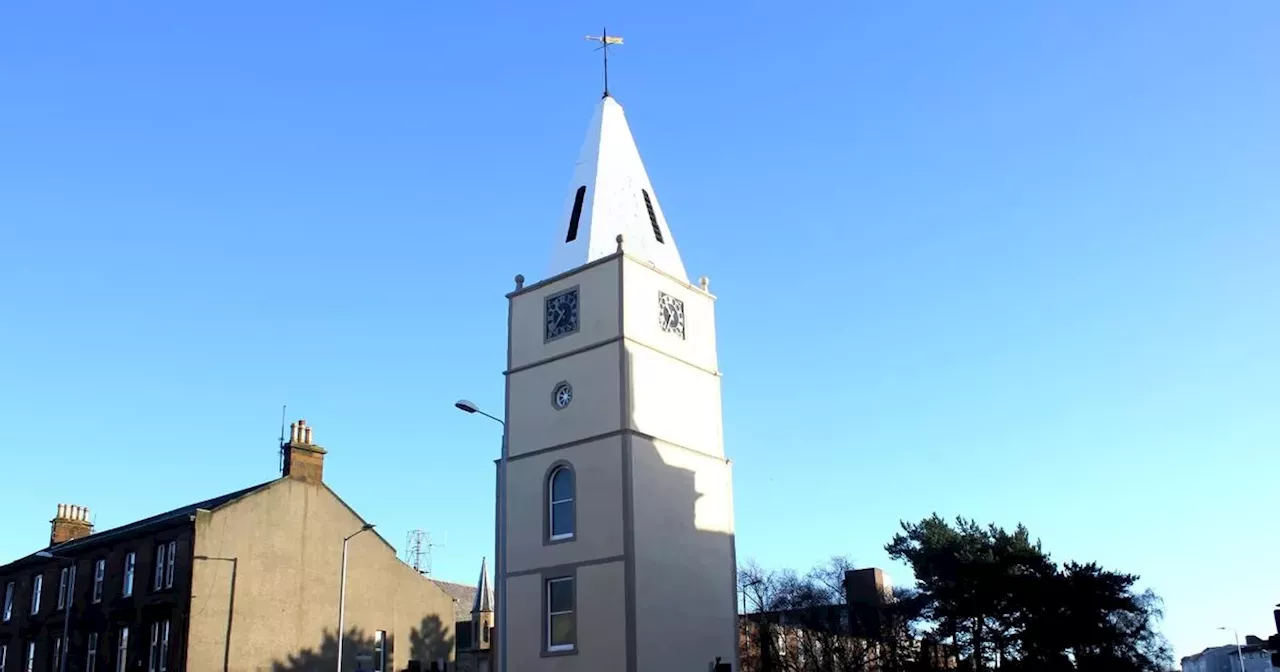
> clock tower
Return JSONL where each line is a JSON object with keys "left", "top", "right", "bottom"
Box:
{"left": 499, "top": 93, "right": 739, "bottom": 672}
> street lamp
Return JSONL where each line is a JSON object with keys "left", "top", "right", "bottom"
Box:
{"left": 455, "top": 398, "right": 507, "bottom": 672}
{"left": 336, "top": 523, "right": 375, "bottom": 672}
{"left": 35, "top": 550, "right": 73, "bottom": 672}
{"left": 1218, "top": 626, "right": 1245, "bottom": 672}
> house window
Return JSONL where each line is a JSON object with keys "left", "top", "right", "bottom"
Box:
{"left": 93, "top": 559, "right": 106, "bottom": 603}
{"left": 123, "top": 553, "right": 135, "bottom": 597}
{"left": 641, "top": 189, "right": 663, "bottom": 243}
{"left": 30, "top": 574, "right": 42, "bottom": 615}
{"left": 52, "top": 637, "right": 61, "bottom": 671}
{"left": 548, "top": 465, "right": 575, "bottom": 541}
{"left": 565, "top": 186, "right": 586, "bottom": 243}
{"left": 160, "top": 621, "right": 169, "bottom": 672}
{"left": 545, "top": 577, "right": 575, "bottom": 652}
{"left": 23, "top": 642, "right": 33, "bottom": 672}
{"left": 373, "top": 630, "right": 386, "bottom": 672}
{"left": 146, "top": 621, "right": 170, "bottom": 672}
{"left": 0, "top": 643, "right": 6, "bottom": 672}
{"left": 153, "top": 545, "right": 166, "bottom": 591}
{"left": 116, "top": 627, "right": 129, "bottom": 672}
{"left": 86, "top": 633, "right": 99, "bottom": 672}
{"left": 58, "top": 568, "right": 69, "bottom": 610}
{"left": 3, "top": 581, "right": 13, "bottom": 621}
{"left": 164, "top": 541, "right": 176, "bottom": 589}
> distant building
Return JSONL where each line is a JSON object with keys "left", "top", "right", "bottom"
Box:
{"left": 432, "top": 560, "right": 494, "bottom": 672}
{"left": 1181, "top": 638, "right": 1276, "bottom": 672}
{"left": 739, "top": 568, "right": 955, "bottom": 672}
{"left": 0, "top": 419, "right": 457, "bottom": 672}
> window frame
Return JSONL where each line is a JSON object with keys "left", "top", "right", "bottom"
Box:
{"left": 543, "top": 576, "right": 576, "bottom": 654}
{"left": 373, "top": 630, "right": 386, "bottom": 672}
{"left": 164, "top": 541, "right": 176, "bottom": 589}
{"left": 3, "top": 581, "right": 13, "bottom": 622}
{"left": 545, "top": 462, "right": 576, "bottom": 544}
{"left": 159, "top": 620, "right": 169, "bottom": 672}
{"left": 93, "top": 559, "right": 106, "bottom": 603}
{"left": 24, "top": 642, "right": 34, "bottom": 672}
{"left": 0, "top": 642, "right": 6, "bottom": 672}
{"left": 86, "top": 633, "right": 99, "bottom": 672}
{"left": 116, "top": 626, "right": 129, "bottom": 672}
{"left": 153, "top": 545, "right": 166, "bottom": 591}
{"left": 30, "top": 574, "right": 42, "bottom": 615}
{"left": 148, "top": 622, "right": 159, "bottom": 672}
{"left": 122, "top": 552, "right": 135, "bottom": 598}
{"left": 58, "top": 567, "right": 69, "bottom": 610}
{"left": 52, "top": 636, "right": 61, "bottom": 671}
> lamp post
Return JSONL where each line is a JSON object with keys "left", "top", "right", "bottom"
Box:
{"left": 1218, "top": 626, "right": 1246, "bottom": 672}
{"left": 193, "top": 556, "right": 238, "bottom": 672}
{"left": 455, "top": 399, "right": 507, "bottom": 672}
{"left": 336, "top": 523, "right": 375, "bottom": 672}
{"left": 35, "top": 551, "right": 73, "bottom": 672}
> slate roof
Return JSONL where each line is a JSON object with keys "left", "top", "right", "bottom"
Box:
{"left": 432, "top": 580, "right": 478, "bottom": 623}
{"left": 1, "top": 480, "right": 276, "bottom": 570}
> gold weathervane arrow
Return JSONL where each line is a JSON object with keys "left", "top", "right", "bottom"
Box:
{"left": 585, "top": 28, "right": 623, "bottom": 98}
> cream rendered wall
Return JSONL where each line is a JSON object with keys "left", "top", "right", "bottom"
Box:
{"left": 620, "top": 256, "right": 718, "bottom": 373}
{"left": 187, "top": 479, "right": 457, "bottom": 672}
{"left": 506, "top": 344, "right": 622, "bottom": 459}
{"left": 508, "top": 259, "right": 620, "bottom": 372}
{"left": 504, "top": 437, "right": 625, "bottom": 574}
{"left": 506, "top": 562, "right": 626, "bottom": 672}
{"left": 630, "top": 438, "right": 738, "bottom": 670}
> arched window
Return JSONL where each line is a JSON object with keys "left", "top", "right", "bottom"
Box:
{"left": 548, "top": 465, "right": 575, "bottom": 541}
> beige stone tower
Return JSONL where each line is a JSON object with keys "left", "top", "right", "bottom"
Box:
{"left": 499, "top": 93, "right": 739, "bottom": 672}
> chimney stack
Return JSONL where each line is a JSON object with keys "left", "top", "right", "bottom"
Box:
{"left": 281, "top": 418, "right": 327, "bottom": 484}
{"left": 50, "top": 503, "right": 94, "bottom": 546}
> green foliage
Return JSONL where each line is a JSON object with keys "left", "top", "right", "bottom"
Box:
{"left": 885, "top": 514, "right": 1171, "bottom": 672}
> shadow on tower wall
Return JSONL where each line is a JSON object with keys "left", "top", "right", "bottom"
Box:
{"left": 621, "top": 345, "right": 739, "bottom": 672}
{"left": 271, "top": 613, "right": 453, "bottom": 672}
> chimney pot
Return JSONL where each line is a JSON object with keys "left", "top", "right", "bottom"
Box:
{"left": 304, "top": 426, "right": 313, "bottom": 444}
{"left": 290, "top": 422, "right": 298, "bottom": 443}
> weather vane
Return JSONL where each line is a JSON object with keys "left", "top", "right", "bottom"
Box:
{"left": 585, "top": 28, "right": 623, "bottom": 98}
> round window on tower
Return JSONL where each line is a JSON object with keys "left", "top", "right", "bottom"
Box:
{"left": 551, "top": 382, "right": 573, "bottom": 410}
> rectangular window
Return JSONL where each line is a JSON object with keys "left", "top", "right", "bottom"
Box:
{"left": 23, "top": 642, "right": 33, "bottom": 672}
{"left": 160, "top": 620, "right": 169, "bottom": 672}
{"left": 164, "top": 541, "right": 176, "bottom": 589}
{"left": 546, "top": 577, "right": 575, "bottom": 652}
{"left": 123, "top": 552, "right": 135, "bottom": 597}
{"left": 58, "top": 568, "right": 69, "bottom": 610}
{"left": 0, "top": 643, "right": 6, "bottom": 672}
{"left": 87, "top": 633, "right": 99, "bottom": 672}
{"left": 52, "top": 637, "right": 61, "bottom": 671}
{"left": 148, "top": 622, "right": 159, "bottom": 672}
{"left": 116, "top": 627, "right": 129, "bottom": 672}
{"left": 3, "top": 581, "right": 13, "bottom": 621}
{"left": 30, "top": 575, "right": 42, "bottom": 615}
{"left": 373, "top": 631, "right": 386, "bottom": 672}
{"left": 153, "top": 545, "right": 166, "bottom": 591}
{"left": 93, "top": 559, "right": 105, "bottom": 603}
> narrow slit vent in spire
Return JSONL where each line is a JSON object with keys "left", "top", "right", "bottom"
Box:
{"left": 642, "top": 189, "right": 663, "bottom": 243}
{"left": 566, "top": 186, "right": 587, "bottom": 243}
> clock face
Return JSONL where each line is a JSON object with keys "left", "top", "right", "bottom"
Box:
{"left": 545, "top": 288, "right": 580, "bottom": 342}
{"left": 552, "top": 382, "right": 573, "bottom": 410}
{"left": 658, "top": 292, "right": 685, "bottom": 339}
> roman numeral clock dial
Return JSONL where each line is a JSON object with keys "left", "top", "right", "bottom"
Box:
{"left": 658, "top": 292, "right": 685, "bottom": 339}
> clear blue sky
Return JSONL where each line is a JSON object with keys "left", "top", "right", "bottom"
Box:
{"left": 1, "top": 0, "right": 1276, "bottom": 661}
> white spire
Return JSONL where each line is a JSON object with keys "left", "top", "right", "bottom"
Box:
{"left": 549, "top": 95, "right": 688, "bottom": 282}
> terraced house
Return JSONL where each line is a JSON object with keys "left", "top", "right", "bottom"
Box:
{"left": 0, "top": 420, "right": 457, "bottom": 672}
